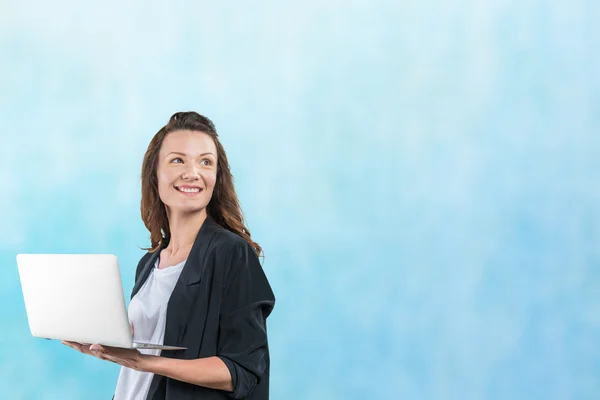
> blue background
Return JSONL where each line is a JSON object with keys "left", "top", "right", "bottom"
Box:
{"left": 1, "top": 1, "right": 599, "bottom": 399}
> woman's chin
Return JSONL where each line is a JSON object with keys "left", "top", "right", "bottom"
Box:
{"left": 166, "top": 203, "right": 206, "bottom": 216}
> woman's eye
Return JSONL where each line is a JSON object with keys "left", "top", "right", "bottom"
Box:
{"left": 201, "top": 159, "right": 212, "bottom": 166}
{"left": 171, "top": 157, "right": 183, "bottom": 163}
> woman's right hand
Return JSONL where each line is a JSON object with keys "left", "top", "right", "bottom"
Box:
{"left": 62, "top": 323, "right": 135, "bottom": 355}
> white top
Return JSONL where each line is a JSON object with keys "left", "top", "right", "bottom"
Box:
{"left": 113, "top": 257, "right": 186, "bottom": 400}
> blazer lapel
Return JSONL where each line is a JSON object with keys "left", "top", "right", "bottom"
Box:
{"left": 146, "top": 215, "right": 221, "bottom": 400}
{"left": 130, "top": 242, "right": 165, "bottom": 300}
{"left": 163, "top": 215, "right": 220, "bottom": 345}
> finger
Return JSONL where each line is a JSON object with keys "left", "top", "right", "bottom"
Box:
{"left": 100, "top": 345, "right": 125, "bottom": 354}
{"left": 89, "top": 344, "right": 105, "bottom": 353}
{"left": 63, "top": 341, "right": 84, "bottom": 353}
{"left": 105, "top": 356, "right": 136, "bottom": 370}
{"left": 100, "top": 352, "right": 132, "bottom": 368}
{"left": 88, "top": 344, "right": 105, "bottom": 358}
{"left": 93, "top": 345, "right": 117, "bottom": 359}
{"left": 79, "top": 345, "right": 95, "bottom": 356}
{"left": 75, "top": 343, "right": 93, "bottom": 355}
{"left": 101, "top": 353, "right": 123, "bottom": 365}
{"left": 62, "top": 341, "right": 97, "bottom": 357}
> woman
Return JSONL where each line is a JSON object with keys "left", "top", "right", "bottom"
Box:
{"left": 63, "top": 111, "right": 276, "bottom": 400}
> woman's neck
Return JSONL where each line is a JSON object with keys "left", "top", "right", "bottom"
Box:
{"left": 164, "top": 208, "right": 208, "bottom": 256}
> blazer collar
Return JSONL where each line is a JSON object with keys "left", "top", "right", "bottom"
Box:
{"left": 176, "top": 214, "right": 221, "bottom": 285}
{"left": 131, "top": 214, "right": 221, "bottom": 298}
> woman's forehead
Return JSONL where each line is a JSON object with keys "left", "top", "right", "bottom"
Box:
{"left": 161, "top": 130, "right": 217, "bottom": 155}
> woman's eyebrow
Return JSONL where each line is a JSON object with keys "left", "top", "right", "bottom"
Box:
{"left": 166, "top": 151, "right": 216, "bottom": 158}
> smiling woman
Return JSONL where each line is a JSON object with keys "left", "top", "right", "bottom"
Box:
{"left": 140, "top": 112, "right": 263, "bottom": 259}
{"left": 63, "top": 111, "right": 275, "bottom": 400}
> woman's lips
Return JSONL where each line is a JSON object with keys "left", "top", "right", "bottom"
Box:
{"left": 174, "top": 186, "right": 203, "bottom": 196}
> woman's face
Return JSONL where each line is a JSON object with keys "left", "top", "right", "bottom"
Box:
{"left": 156, "top": 130, "right": 218, "bottom": 216}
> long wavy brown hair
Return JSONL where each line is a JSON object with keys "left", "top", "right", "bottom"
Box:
{"left": 140, "top": 111, "right": 262, "bottom": 258}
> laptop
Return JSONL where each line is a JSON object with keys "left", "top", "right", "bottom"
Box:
{"left": 16, "top": 253, "right": 186, "bottom": 351}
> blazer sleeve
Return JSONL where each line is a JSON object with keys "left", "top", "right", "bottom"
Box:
{"left": 217, "top": 241, "right": 275, "bottom": 399}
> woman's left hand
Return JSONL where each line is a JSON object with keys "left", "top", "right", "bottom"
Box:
{"left": 62, "top": 341, "right": 147, "bottom": 371}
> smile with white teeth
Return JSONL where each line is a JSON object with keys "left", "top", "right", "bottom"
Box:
{"left": 176, "top": 186, "right": 202, "bottom": 193}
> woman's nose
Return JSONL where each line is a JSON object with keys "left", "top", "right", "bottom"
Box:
{"left": 182, "top": 165, "right": 200, "bottom": 179}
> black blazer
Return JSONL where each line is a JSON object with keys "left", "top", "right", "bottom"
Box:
{"left": 116, "top": 216, "right": 275, "bottom": 400}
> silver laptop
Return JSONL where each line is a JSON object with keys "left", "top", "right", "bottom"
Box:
{"left": 16, "top": 253, "right": 186, "bottom": 350}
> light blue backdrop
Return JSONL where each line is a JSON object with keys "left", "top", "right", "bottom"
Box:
{"left": 1, "top": 1, "right": 599, "bottom": 399}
